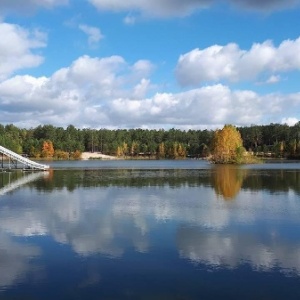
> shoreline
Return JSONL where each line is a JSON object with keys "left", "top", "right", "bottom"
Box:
{"left": 81, "top": 152, "right": 118, "bottom": 160}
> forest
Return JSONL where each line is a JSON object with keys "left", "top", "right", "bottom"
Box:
{"left": 0, "top": 122, "right": 300, "bottom": 159}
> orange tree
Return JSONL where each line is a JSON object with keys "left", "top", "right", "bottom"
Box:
{"left": 41, "top": 140, "right": 55, "bottom": 158}
{"left": 211, "top": 125, "right": 245, "bottom": 164}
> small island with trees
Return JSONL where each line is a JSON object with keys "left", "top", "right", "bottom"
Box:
{"left": 0, "top": 122, "right": 300, "bottom": 162}
{"left": 210, "top": 124, "right": 260, "bottom": 164}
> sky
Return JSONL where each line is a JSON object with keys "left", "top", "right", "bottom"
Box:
{"left": 0, "top": 0, "right": 300, "bottom": 130}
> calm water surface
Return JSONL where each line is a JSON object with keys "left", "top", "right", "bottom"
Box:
{"left": 1, "top": 160, "right": 300, "bottom": 299}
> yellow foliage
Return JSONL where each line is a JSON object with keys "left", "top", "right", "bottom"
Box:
{"left": 212, "top": 125, "right": 244, "bottom": 164}
{"left": 157, "top": 142, "right": 165, "bottom": 158}
{"left": 29, "top": 146, "right": 40, "bottom": 158}
{"left": 131, "top": 141, "right": 139, "bottom": 155}
{"left": 116, "top": 146, "right": 123, "bottom": 157}
{"left": 41, "top": 140, "right": 54, "bottom": 158}
{"left": 213, "top": 165, "right": 248, "bottom": 200}
{"left": 115, "top": 142, "right": 129, "bottom": 157}
{"left": 177, "top": 143, "right": 186, "bottom": 158}
{"left": 70, "top": 150, "right": 82, "bottom": 160}
{"left": 54, "top": 150, "right": 69, "bottom": 159}
{"left": 166, "top": 142, "right": 186, "bottom": 159}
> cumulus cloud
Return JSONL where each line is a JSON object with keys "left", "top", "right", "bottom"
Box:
{"left": 123, "top": 15, "right": 136, "bottom": 25}
{"left": 1, "top": 64, "right": 300, "bottom": 128}
{"left": 281, "top": 117, "right": 299, "bottom": 126}
{"left": 0, "top": 0, "right": 68, "bottom": 16}
{"left": 0, "top": 22, "right": 46, "bottom": 80}
{"left": 106, "top": 86, "right": 300, "bottom": 128}
{"left": 89, "top": 0, "right": 208, "bottom": 17}
{"left": 0, "top": 51, "right": 299, "bottom": 129}
{"left": 79, "top": 24, "right": 104, "bottom": 47}
{"left": 265, "top": 75, "right": 281, "bottom": 84}
{"left": 89, "top": 0, "right": 300, "bottom": 17}
{"left": 230, "top": 0, "right": 299, "bottom": 12}
{"left": 0, "top": 55, "right": 155, "bottom": 128}
{"left": 176, "top": 37, "right": 300, "bottom": 86}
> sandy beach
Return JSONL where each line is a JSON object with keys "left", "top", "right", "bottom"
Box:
{"left": 81, "top": 152, "right": 118, "bottom": 160}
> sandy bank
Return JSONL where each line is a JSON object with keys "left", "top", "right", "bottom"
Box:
{"left": 81, "top": 152, "right": 118, "bottom": 160}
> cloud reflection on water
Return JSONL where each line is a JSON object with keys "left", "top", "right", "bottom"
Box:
{"left": 176, "top": 226, "right": 300, "bottom": 276}
{"left": 0, "top": 168, "right": 300, "bottom": 288}
{"left": 0, "top": 235, "right": 40, "bottom": 289}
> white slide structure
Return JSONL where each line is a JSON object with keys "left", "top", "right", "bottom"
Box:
{"left": 0, "top": 145, "right": 49, "bottom": 170}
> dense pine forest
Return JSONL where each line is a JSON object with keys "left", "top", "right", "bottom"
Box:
{"left": 0, "top": 122, "right": 300, "bottom": 159}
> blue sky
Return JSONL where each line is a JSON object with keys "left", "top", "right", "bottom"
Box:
{"left": 0, "top": 0, "right": 300, "bottom": 129}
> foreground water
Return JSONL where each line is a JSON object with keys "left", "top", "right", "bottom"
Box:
{"left": 1, "top": 160, "right": 300, "bottom": 299}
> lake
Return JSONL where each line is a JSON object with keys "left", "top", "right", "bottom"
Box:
{"left": 0, "top": 160, "right": 300, "bottom": 299}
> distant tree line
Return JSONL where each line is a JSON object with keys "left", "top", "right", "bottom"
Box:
{"left": 238, "top": 122, "right": 300, "bottom": 159}
{"left": 0, "top": 122, "right": 300, "bottom": 159}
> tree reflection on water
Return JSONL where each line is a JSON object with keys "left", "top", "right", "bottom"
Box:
{"left": 212, "top": 165, "right": 248, "bottom": 200}
{"left": 0, "top": 167, "right": 300, "bottom": 298}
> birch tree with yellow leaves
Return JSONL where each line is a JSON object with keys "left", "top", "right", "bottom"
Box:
{"left": 211, "top": 125, "right": 245, "bottom": 164}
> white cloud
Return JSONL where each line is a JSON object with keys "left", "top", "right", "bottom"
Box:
{"left": 105, "top": 86, "right": 300, "bottom": 128}
{"left": 89, "top": 0, "right": 207, "bottom": 17}
{"left": 281, "top": 117, "right": 299, "bottom": 126}
{"left": 132, "top": 60, "right": 155, "bottom": 77}
{"left": 0, "top": 22, "right": 46, "bottom": 80}
{"left": 176, "top": 37, "right": 300, "bottom": 86}
{"left": 266, "top": 75, "right": 281, "bottom": 84}
{"left": 133, "top": 79, "right": 151, "bottom": 98}
{"left": 79, "top": 24, "right": 104, "bottom": 47}
{"left": 230, "top": 0, "right": 299, "bottom": 12}
{"left": 89, "top": 0, "right": 300, "bottom": 17}
{"left": 0, "top": 0, "right": 68, "bottom": 16}
{"left": 0, "top": 53, "right": 300, "bottom": 129}
{"left": 0, "top": 55, "right": 154, "bottom": 127}
{"left": 123, "top": 15, "right": 136, "bottom": 25}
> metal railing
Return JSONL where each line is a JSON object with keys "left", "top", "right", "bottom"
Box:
{"left": 0, "top": 145, "right": 49, "bottom": 170}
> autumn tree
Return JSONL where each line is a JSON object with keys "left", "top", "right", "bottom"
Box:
{"left": 116, "top": 146, "right": 123, "bottom": 157}
{"left": 166, "top": 142, "right": 186, "bottom": 159}
{"left": 211, "top": 125, "right": 245, "bottom": 164}
{"left": 53, "top": 150, "right": 69, "bottom": 160}
{"left": 157, "top": 142, "right": 166, "bottom": 159}
{"left": 176, "top": 143, "right": 186, "bottom": 159}
{"left": 116, "top": 142, "right": 129, "bottom": 157}
{"left": 130, "top": 141, "right": 139, "bottom": 156}
{"left": 70, "top": 150, "right": 82, "bottom": 160}
{"left": 41, "top": 140, "right": 55, "bottom": 158}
